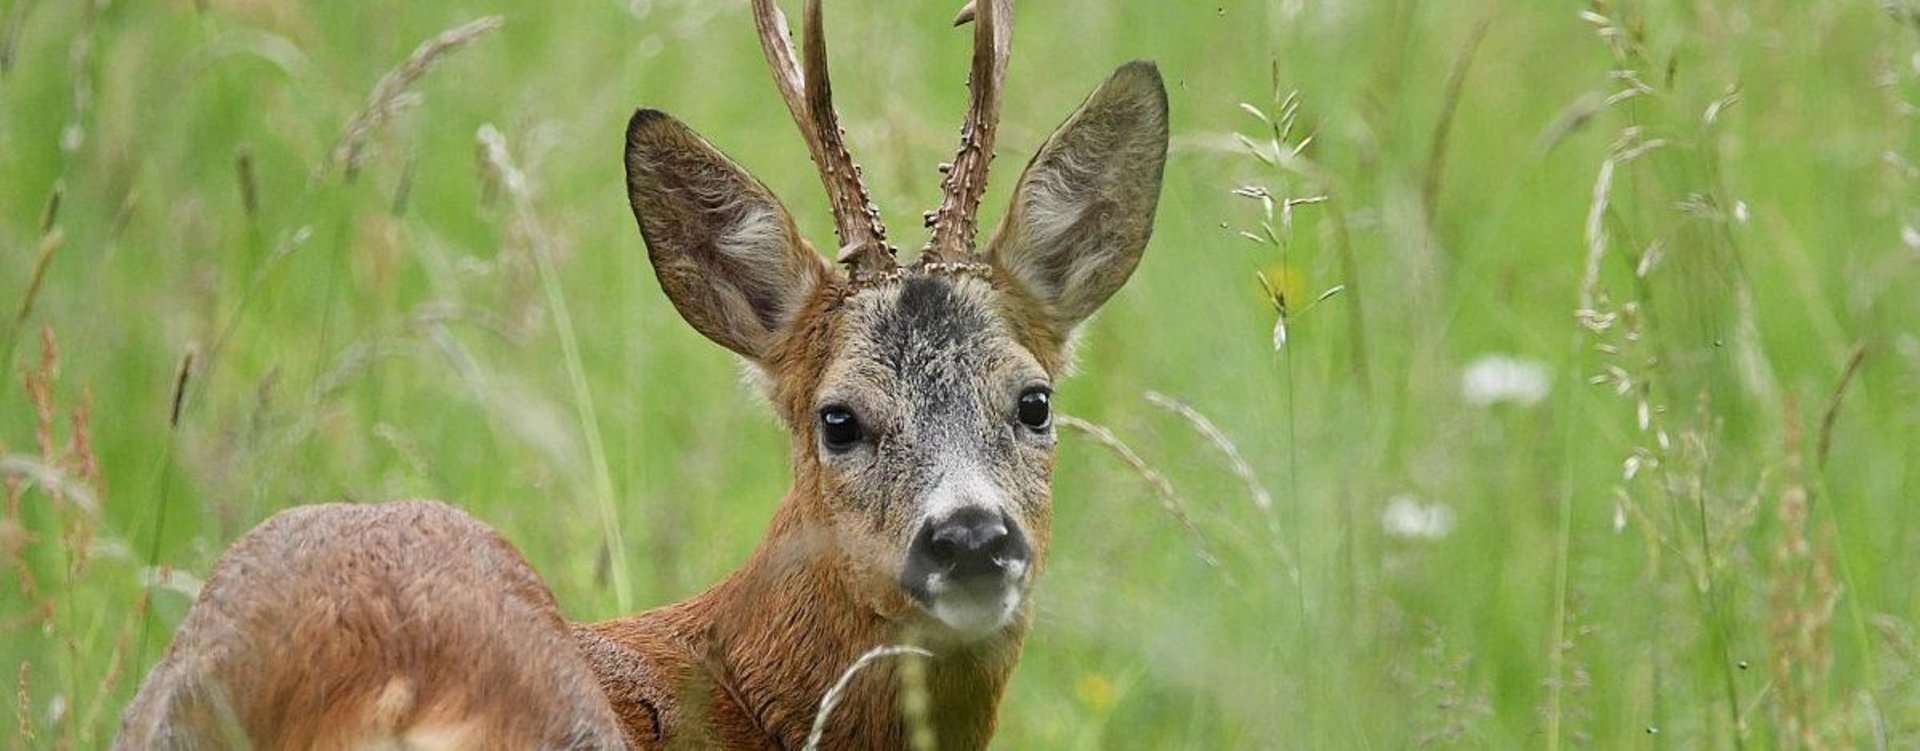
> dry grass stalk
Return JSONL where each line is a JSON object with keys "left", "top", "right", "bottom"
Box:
{"left": 476, "top": 122, "right": 633, "bottom": 611}
{"left": 473, "top": 125, "right": 548, "bottom": 335}
{"left": 12, "top": 661, "right": 31, "bottom": 749}
{"left": 235, "top": 146, "right": 259, "bottom": 218}
{"left": 25, "top": 326, "right": 60, "bottom": 466}
{"left": 77, "top": 614, "right": 139, "bottom": 743}
{"left": 804, "top": 645, "right": 931, "bottom": 751}
{"left": 897, "top": 636, "right": 936, "bottom": 751}
{"left": 1867, "top": 614, "right": 1917, "bottom": 740}
{"left": 1536, "top": 93, "right": 1605, "bottom": 154}
{"left": 330, "top": 15, "right": 505, "bottom": 178}
{"left": 1556, "top": 11, "right": 1678, "bottom": 747}
{"left": 16, "top": 328, "right": 102, "bottom": 582}
{"left": 1142, "top": 390, "right": 1297, "bottom": 578}
{"left": 1769, "top": 396, "right": 1840, "bottom": 750}
{"left": 1539, "top": 596, "right": 1595, "bottom": 747}
{"left": 1057, "top": 414, "right": 1223, "bottom": 572}
{"left": 1577, "top": 158, "right": 1615, "bottom": 319}
{"left": 16, "top": 228, "right": 64, "bottom": 326}
{"left": 1574, "top": 130, "right": 1662, "bottom": 331}
{"left": 1410, "top": 622, "right": 1491, "bottom": 747}
{"left": 169, "top": 348, "right": 196, "bottom": 431}
{"left": 0, "top": 457, "right": 100, "bottom": 521}
{"left": 108, "top": 189, "right": 137, "bottom": 242}
{"left": 475, "top": 125, "right": 535, "bottom": 220}
{"left": 68, "top": 388, "right": 101, "bottom": 496}
{"left": 62, "top": 385, "right": 101, "bottom": 580}
{"left": 1422, "top": 17, "right": 1491, "bottom": 223}
{"left": 34, "top": 383, "right": 103, "bottom": 606}
{"left": 1816, "top": 342, "right": 1867, "bottom": 469}
{"left": 60, "top": 0, "right": 104, "bottom": 155}
{"left": 0, "top": 0, "right": 33, "bottom": 76}
{"left": 1231, "top": 88, "right": 1341, "bottom": 355}
{"left": 5, "top": 325, "right": 124, "bottom": 744}
{"left": 391, "top": 156, "right": 418, "bottom": 215}
{"left": 38, "top": 179, "right": 61, "bottom": 234}
{"left": 1142, "top": 391, "right": 1273, "bottom": 512}
{"left": 2, "top": 469, "right": 35, "bottom": 613}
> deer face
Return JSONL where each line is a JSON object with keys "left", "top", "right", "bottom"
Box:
{"left": 790, "top": 271, "right": 1055, "bottom": 640}
{"left": 625, "top": 59, "right": 1167, "bottom": 641}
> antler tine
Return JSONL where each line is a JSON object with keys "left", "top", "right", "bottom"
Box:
{"left": 922, "top": 0, "right": 1012, "bottom": 265}
{"left": 750, "top": 0, "right": 808, "bottom": 130}
{"left": 749, "top": 0, "right": 895, "bottom": 276}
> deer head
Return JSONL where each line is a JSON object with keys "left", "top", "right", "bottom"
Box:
{"left": 622, "top": 0, "right": 1168, "bottom": 644}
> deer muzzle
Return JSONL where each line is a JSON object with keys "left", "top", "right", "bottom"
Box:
{"left": 901, "top": 505, "right": 1032, "bottom": 639}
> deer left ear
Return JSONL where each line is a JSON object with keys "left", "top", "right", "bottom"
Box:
{"left": 986, "top": 61, "right": 1169, "bottom": 332}
{"left": 625, "top": 109, "right": 830, "bottom": 361}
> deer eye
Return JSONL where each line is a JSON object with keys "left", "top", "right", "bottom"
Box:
{"left": 1017, "top": 388, "right": 1052, "bottom": 431}
{"left": 819, "top": 406, "right": 863, "bottom": 452}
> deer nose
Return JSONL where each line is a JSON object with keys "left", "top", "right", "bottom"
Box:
{"left": 910, "top": 507, "right": 1029, "bottom": 584}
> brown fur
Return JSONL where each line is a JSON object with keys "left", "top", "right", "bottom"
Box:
{"left": 116, "top": 501, "right": 627, "bottom": 750}
{"left": 575, "top": 498, "right": 1022, "bottom": 750}
{"left": 120, "top": 59, "right": 1166, "bottom": 751}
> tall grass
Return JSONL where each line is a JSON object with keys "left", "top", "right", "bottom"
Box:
{"left": 2, "top": 0, "right": 1917, "bottom": 747}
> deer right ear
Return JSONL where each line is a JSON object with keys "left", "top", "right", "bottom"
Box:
{"left": 625, "top": 109, "right": 831, "bottom": 360}
{"left": 986, "top": 61, "right": 1168, "bottom": 333}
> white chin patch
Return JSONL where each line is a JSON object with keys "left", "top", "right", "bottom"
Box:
{"left": 927, "top": 584, "right": 1022, "bottom": 640}
{"left": 922, "top": 561, "right": 1027, "bottom": 640}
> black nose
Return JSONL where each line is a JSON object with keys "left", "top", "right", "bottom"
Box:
{"left": 906, "top": 507, "right": 1030, "bottom": 588}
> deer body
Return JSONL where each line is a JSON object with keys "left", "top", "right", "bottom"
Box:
{"left": 120, "top": 1, "right": 1168, "bottom": 747}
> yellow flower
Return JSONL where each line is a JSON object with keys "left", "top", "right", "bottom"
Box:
{"left": 1256, "top": 263, "right": 1309, "bottom": 313}
{"left": 1075, "top": 671, "right": 1118, "bottom": 712}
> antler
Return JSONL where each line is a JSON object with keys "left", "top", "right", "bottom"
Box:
{"left": 921, "top": 0, "right": 1012, "bottom": 265}
{"left": 750, "top": 0, "right": 895, "bottom": 276}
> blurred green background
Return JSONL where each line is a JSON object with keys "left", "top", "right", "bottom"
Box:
{"left": 3, "top": 0, "right": 1917, "bottom": 747}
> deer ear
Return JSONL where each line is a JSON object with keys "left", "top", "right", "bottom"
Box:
{"left": 987, "top": 61, "right": 1169, "bottom": 332}
{"left": 625, "top": 109, "right": 831, "bottom": 360}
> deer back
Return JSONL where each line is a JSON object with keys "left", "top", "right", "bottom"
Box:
{"left": 117, "top": 501, "right": 628, "bottom": 750}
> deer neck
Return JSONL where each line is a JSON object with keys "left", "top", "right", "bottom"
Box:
{"left": 693, "top": 492, "right": 1027, "bottom": 750}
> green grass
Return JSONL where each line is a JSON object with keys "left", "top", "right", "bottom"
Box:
{"left": 4, "top": 0, "right": 1918, "bottom": 747}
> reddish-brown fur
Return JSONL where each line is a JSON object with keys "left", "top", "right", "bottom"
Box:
{"left": 116, "top": 501, "right": 628, "bottom": 750}
{"left": 573, "top": 501, "right": 1024, "bottom": 749}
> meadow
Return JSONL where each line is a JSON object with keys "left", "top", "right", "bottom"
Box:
{"left": 3, "top": 0, "right": 1918, "bottom": 747}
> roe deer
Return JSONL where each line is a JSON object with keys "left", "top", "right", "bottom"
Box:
{"left": 119, "top": 0, "right": 1167, "bottom": 747}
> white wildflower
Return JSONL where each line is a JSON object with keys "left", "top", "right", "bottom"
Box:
{"left": 1461, "top": 355, "right": 1551, "bottom": 406}
{"left": 1382, "top": 495, "right": 1456, "bottom": 540}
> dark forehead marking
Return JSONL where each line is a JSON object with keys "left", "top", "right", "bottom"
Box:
{"left": 893, "top": 276, "right": 990, "bottom": 349}
{"left": 863, "top": 276, "right": 998, "bottom": 414}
